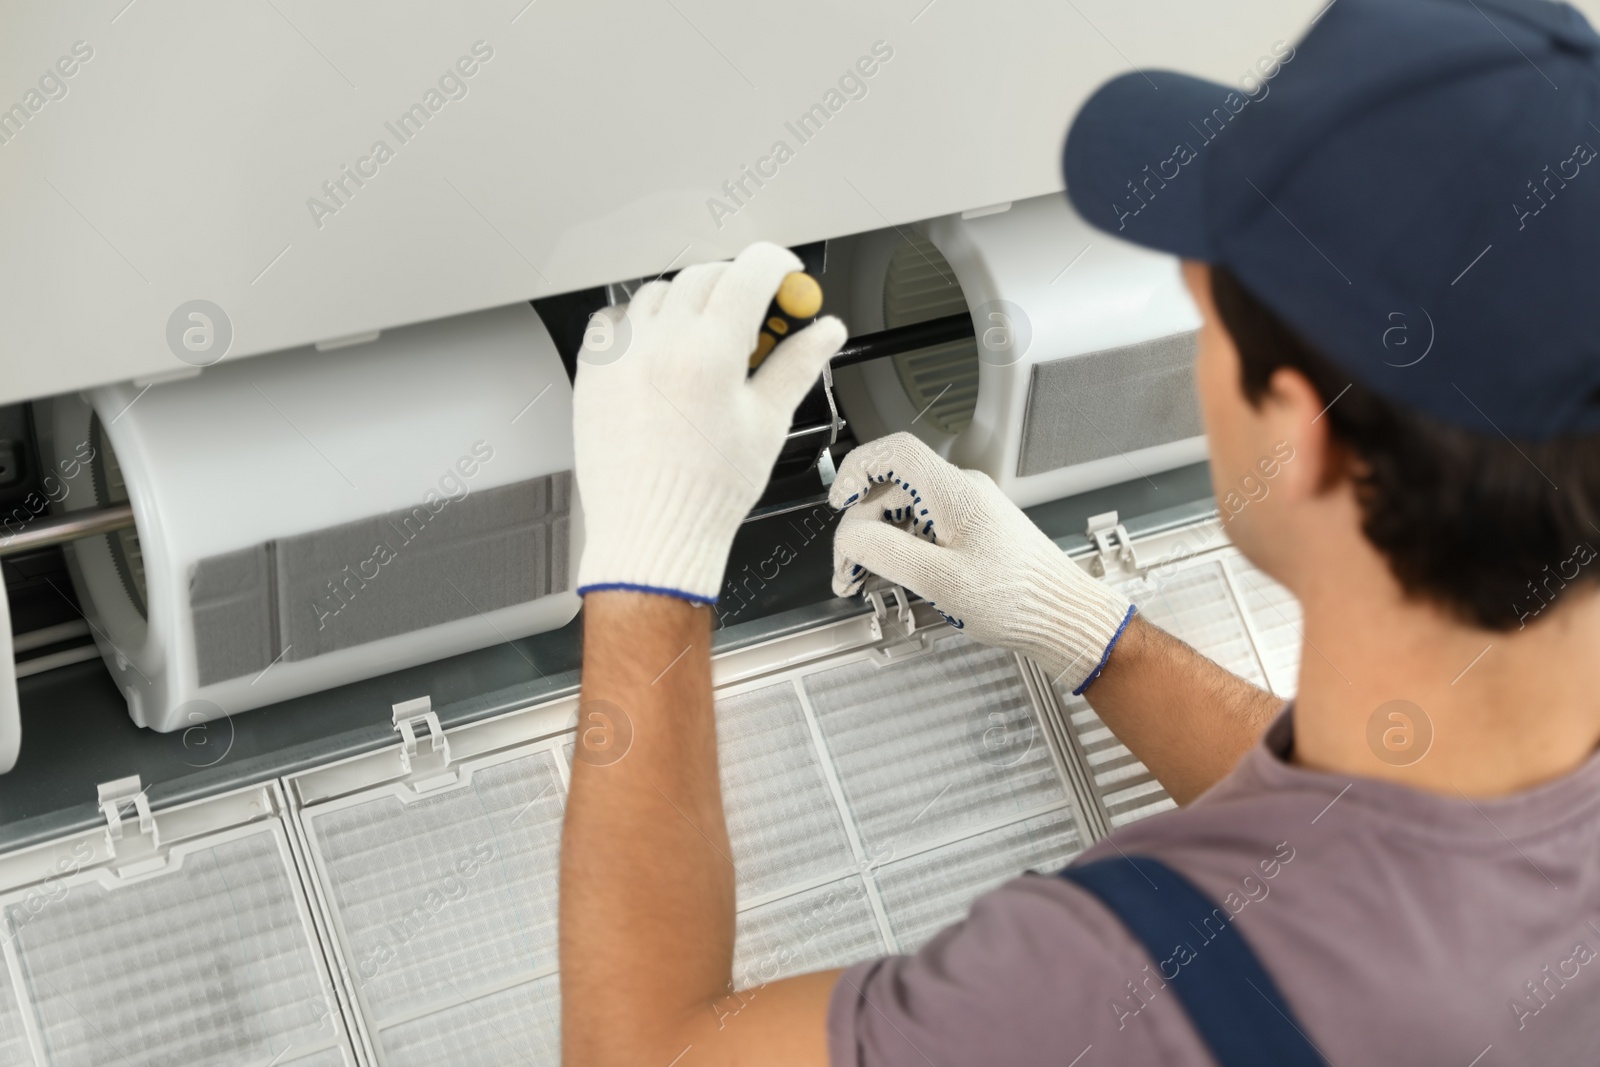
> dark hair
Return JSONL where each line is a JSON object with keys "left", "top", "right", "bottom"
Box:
{"left": 1209, "top": 265, "right": 1600, "bottom": 631}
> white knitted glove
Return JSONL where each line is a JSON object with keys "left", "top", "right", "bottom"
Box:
{"left": 574, "top": 242, "right": 847, "bottom": 604}
{"left": 830, "top": 433, "right": 1135, "bottom": 693}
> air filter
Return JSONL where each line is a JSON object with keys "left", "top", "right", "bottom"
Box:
{"left": 1055, "top": 542, "right": 1302, "bottom": 832}
{"left": 0, "top": 781, "right": 356, "bottom": 1065}
{"left": 289, "top": 625, "right": 1092, "bottom": 1061}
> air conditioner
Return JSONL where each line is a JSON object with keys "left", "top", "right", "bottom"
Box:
{"left": 833, "top": 193, "right": 1205, "bottom": 507}
{"left": 36, "top": 303, "right": 580, "bottom": 733}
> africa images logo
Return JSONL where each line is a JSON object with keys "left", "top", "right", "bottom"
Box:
{"left": 705, "top": 41, "right": 895, "bottom": 229}
{"left": 1111, "top": 41, "right": 1296, "bottom": 232}
{"left": 305, "top": 41, "right": 495, "bottom": 230}
{"left": 0, "top": 40, "right": 93, "bottom": 148}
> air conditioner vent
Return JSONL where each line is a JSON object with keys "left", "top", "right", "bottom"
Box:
{"left": 882, "top": 235, "right": 979, "bottom": 436}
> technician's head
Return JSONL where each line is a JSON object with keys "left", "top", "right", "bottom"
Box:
{"left": 1062, "top": 0, "right": 1600, "bottom": 633}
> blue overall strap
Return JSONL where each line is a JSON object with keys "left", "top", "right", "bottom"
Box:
{"left": 1059, "top": 856, "right": 1325, "bottom": 1067}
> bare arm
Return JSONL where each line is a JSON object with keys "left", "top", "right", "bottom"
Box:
{"left": 557, "top": 246, "right": 850, "bottom": 1063}
{"left": 1083, "top": 613, "right": 1283, "bottom": 804}
{"left": 560, "top": 590, "right": 836, "bottom": 1066}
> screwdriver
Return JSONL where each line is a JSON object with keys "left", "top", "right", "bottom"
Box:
{"left": 750, "top": 271, "right": 824, "bottom": 370}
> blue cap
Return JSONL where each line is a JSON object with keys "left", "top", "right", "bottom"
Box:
{"left": 1063, "top": 0, "right": 1600, "bottom": 440}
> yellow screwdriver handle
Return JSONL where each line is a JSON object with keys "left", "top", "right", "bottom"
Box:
{"left": 750, "top": 271, "right": 824, "bottom": 369}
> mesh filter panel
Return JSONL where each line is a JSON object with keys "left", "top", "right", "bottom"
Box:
{"left": 1054, "top": 549, "right": 1302, "bottom": 830}
{"left": 1120, "top": 562, "right": 1266, "bottom": 686}
{"left": 378, "top": 973, "right": 560, "bottom": 1067}
{"left": 1225, "top": 556, "right": 1303, "bottom": 696}
{"left": 299, "top": 628, "right": 1090, "bottom": 1058}
{"left": 874, "top": 808, "right": 1083, "bottom": 953}
{"left": 275, "top": 475, "right": 571, "bottom": 662}
{"left": 189, "top": 544, "right": 275, "bottom": 686}
{"left": 716, "top": 685, "right": 855, "bottom": 901}
{"left": 188, "top": 473, "right": 574, "bottom": 682}
{"left": 803, "top": 636, "right": 1065, "bottom": 855}
{"left": 1057, "top": 559, "right": 1261, "bottom": 832}
{"left": 6, "top": 831, "right": 346, "bottom": 1067}
{"left": 1016, "top": 332, "right": 1201, "bottom": 476}
{"left": 0, "top": 953, "right": 29, "bottom": 1067}
{"left": 307, "top": 752, "right": 565, "bottom": 1026}
{"left": 291, "top": 1052, "right": 350, "bottom": 1067}
{"left": 732, "top": 878, "right": 885, "bottom": 991}
{"left": 1060, "top": 698, "right": 1178, "bottom": 829}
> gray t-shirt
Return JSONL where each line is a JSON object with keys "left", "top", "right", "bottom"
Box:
{"left": 828, "top": 708, "right": 1600, "bottom": 1065}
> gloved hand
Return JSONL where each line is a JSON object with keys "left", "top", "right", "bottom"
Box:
{"left": 574, "top": 242, "right": 847, "bottom": 604}
{"left": 830, "top": 432, "right": 1135, "bottom": 693}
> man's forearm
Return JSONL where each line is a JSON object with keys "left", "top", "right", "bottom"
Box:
{"left": 1083, "top": 615, "right": 1284, "bottom": 804}
{"left": 560, "top": 591, "right": 839, "bottom": 1066}
{"left": 557, "top": 245, "right": 851, "bottom": 1066}
{"left": 560, "top": 591, "right": 731, "bottom": 1062}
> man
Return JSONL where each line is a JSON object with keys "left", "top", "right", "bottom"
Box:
{"left": 560, "top": 0, "right": 1600, "bottom": 1062}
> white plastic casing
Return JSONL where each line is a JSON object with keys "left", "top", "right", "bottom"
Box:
{"left": 0, "top": 1, "right": 1334, "bottom": 407}
{"left": 0, "top": 581, "right": 19, "bottom": 772}
{"left": 41, "top": 302, "right": 581, "bottom": 733}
